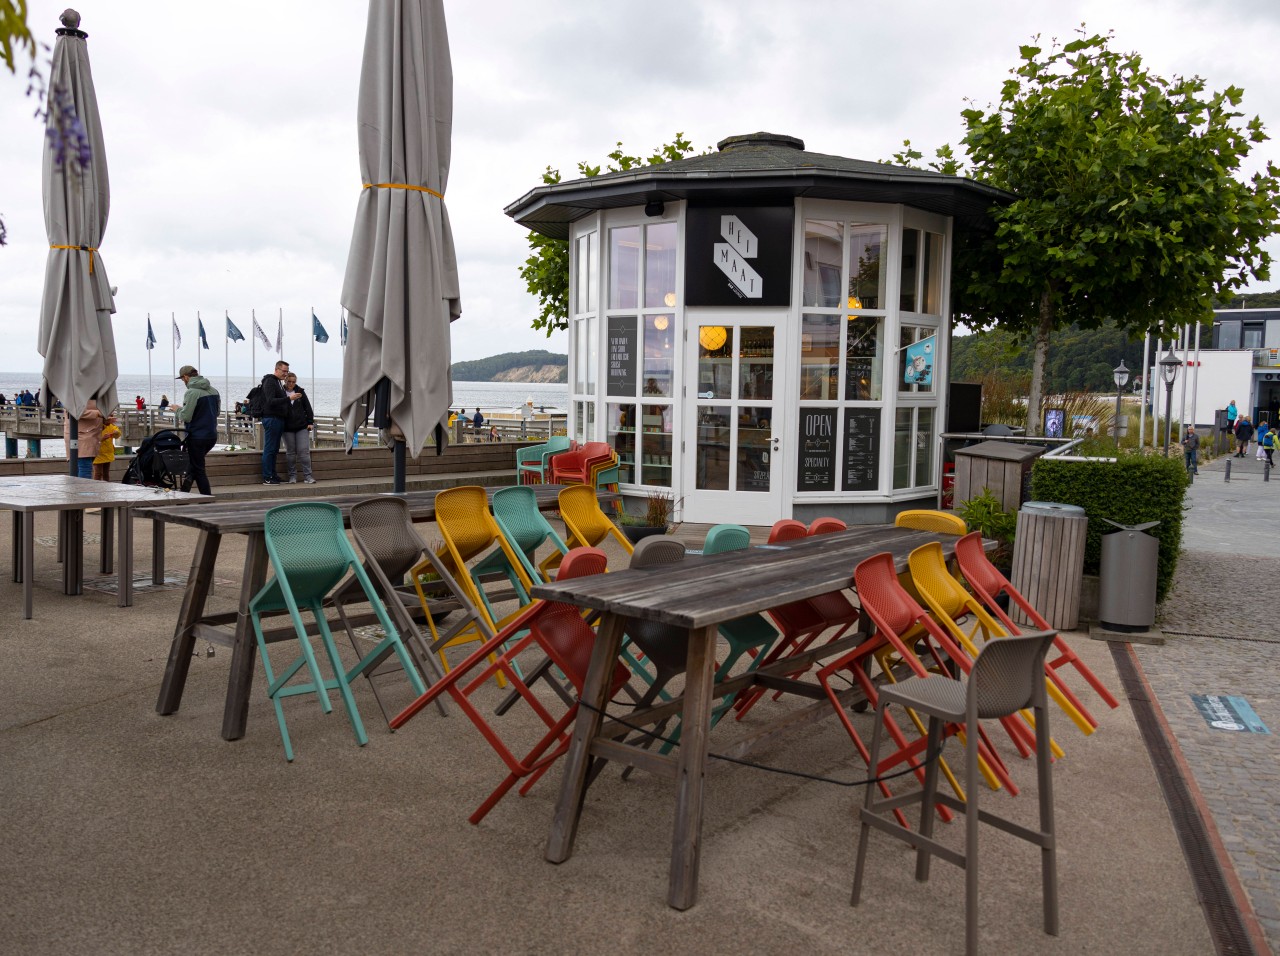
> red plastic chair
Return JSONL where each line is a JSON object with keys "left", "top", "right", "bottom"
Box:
{"left": 808, "top": 516, "right": 847, "bottom": 535}
{"left": 389, "top": 548, "right": 631, "bottom": 824}
{"left": 954, "top": 531, "right": 1119, "bottom": 723}
{"left": 551, "top": 441, "right": 612, "bottom": 485}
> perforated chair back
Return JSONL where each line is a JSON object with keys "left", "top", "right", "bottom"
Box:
{"left": 703, "top": 523, "right": 751, "bottom": 554}
{"left": 895, "top": 509, "right": 968, "bottom": 535}
{"left": 908, "top": 541, "right": 974, "bottom": 623}
{"left": 768, "top": 519, "right": 809, "bottom": 543}
{"left": 971, "top": 631, "right": 1056, "bottom": 718}
{"left": 809, "top": 516, "right": 847, "bottom": 535}
{"left": 853, "top": 551, "right": 930, "bottom": 639}
{"left": 262, "top": 502, "right": 354, "bottom": 602}
{"left": 349, "top": 496, "right": 429, "bottom": 583}
{"left": 492, "top": 485, "right": 568, "bottom": 582}
{"left": 559, "top": 484, "right": 633, "bottom": 557}
{"left": 954, "top": 532, "right": 1026, "bottom": 621}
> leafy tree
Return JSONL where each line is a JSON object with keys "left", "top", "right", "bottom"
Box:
{"left": 0, "top": 0, "right": 34, "bottom": 75}
{"left": 907, "top": 30, "right": 1280, "bottom": 433}
{"left": 519, "top": 134, "right": 699, "bottom": 336}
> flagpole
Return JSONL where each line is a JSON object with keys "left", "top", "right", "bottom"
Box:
{"left": 195, "top": 310, "right": 200, "bottom": 369}
{"left": 225, "top": 310, "right": 230, "bottom": 411}
{"left": 311, "top": 305, "right": 316, "bottom": 400}
{"left": 147, "top": 312, "right": 153, "bottom": 407}
{"left": 251, "top": 308, "right": 257, "bottom": 385}
{"left": 171, "top": 311, "right": 176, "bottom": 396}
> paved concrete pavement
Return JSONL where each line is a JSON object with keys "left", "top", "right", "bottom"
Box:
{"left": 0, "top": 456, "right": 1271, "bottom": 954}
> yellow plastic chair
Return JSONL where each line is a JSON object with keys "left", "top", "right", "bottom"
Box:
{"left": 430, "top": 486, "right": 538, "bottom": 680}
{"left": 895, "top": 509, "right": 968, "bottom": 535}
{"left": 557, "top": 484, "right": 634, "bottom": 562}
{"left": 909, "top": 541, "right": 1090, "bottom": 744}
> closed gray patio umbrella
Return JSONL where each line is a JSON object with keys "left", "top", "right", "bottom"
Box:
{"left": 340, "top": 0, "right": 460, "bottom": 491}
{"left": 38, "top": 9, "right": 119, "bottom": 473}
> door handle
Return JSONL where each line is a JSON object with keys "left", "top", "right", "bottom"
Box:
{"left": 770, "top": 437, "right": 780, "bottom": 450}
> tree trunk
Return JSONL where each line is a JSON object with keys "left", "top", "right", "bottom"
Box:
{"left": 1025, "top": 287, "right": 1054, "bottom": 435}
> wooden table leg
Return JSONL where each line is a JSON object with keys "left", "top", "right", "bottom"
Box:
{"left": 222, "top": 530, "right": 268, "bottom": 741}
{"left": 116, "top": 507, "right": 132, "bottom": 607}
{"left": 21, "top": 512, "right": 33, "bottom": 620}
{"left": 151, "top": 518, "right": 165, "bottom": 585}
{"left": 667, "top": 624, "right": 717, "bottom": 910}
{"left": 100, "top": 507, "right": 114, "bottom": 574}
{"left": 156, "top": 529, "right": 220, "bottom": 715}
{"left": 546, "top": 613, "right": 626, "bottom": 864}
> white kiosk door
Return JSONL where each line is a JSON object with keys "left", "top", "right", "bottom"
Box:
{"left": 682, "top": 313, "right": 789, "bottom": 525}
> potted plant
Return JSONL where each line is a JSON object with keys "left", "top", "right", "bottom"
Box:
{"left": 617, "top": 489, "right": 677, "bottom": 544}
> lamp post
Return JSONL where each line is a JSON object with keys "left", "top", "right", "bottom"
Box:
{"left": 1159, "top": 349, "right": 1182, "bottom": 455}
{"left": 1112, "top": 360, "right": 1130, "bottom": 446}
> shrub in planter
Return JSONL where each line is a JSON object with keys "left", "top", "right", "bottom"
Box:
{"left": 1030, "top": 453, "right": 1188, "bottom": 603}
{"left": 955, "top": 490, "right": 1017, "bottom": 572}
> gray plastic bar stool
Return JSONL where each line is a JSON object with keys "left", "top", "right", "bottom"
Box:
{"left": 852, "top": 629, "right": 1060, "bottom": 955}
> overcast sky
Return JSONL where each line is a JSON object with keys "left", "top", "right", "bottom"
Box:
{"left": 2, "top": 0, "right": 1278, "bottom": 381}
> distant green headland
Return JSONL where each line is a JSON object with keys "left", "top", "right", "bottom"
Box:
{"left": 450, "top": 350, "right": 568, "bottom": 383}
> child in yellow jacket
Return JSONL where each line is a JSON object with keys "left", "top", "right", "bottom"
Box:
{"left": 93, "top": 418, "right": 121, "bottom": 481}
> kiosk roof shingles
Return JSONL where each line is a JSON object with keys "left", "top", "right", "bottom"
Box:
{"left": 506, "top": 131, "right": 1013, "bottom": 239}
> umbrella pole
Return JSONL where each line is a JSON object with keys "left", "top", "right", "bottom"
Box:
{"left": 393, "top": 440, "right": 406, "bottom": 494}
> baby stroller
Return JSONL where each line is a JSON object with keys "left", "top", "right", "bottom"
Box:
{"left": 122, "top": 428, "right": 191, "bottom": 490}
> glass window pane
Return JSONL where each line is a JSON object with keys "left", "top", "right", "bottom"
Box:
{"left": 923, "top": 232, "right": 944, "bottom": 315}
{"left": 893, "top": 407, "right": 912, "bottom": 490}
{"left": 844, "top": 315, "right": 882, "bottom": 401}
{"left": 800, "top": 314, "right": 839, "bottom": 400}
{"left": 573, "top": 319, "right": 587, "bottom": 394}
{"left": 644, "top": 222, "right": 678, "bottom": 308}
{"left": 802, "top": 220, "right": 843, "bottom": 307}
{"left": 697, "top": 325, "right": 732, "bottom": 399}
{"left": 587, "top": 232, "right": 598, "bottom": 312}
{"left": 737, "top": 406, "right": 772, "bottom": 492}
{"left": 574, "top": 400, "right": 596, "bottom": 444}
{"left": 609, "top": 226, "right": 639, "bottom": 309}
{"left": 641, "top": 404, "right": 673, "bottom": 487}
{"left": 899, "top": 325, "right": 935, "bottom": 394}
{"left": 643, "top": 314, "right": 674, "bottom": 397}
{"left": 1216, "top": 320, "right": 1241, "bottom": 349}
{"left": 575, "top": 234, "right": 591, "bottom": 315}
{"left": 608, "top": 402, "right": 637, "bottom": 484}
{"left": 900, "top": 228, "right": 919, "bottom": 312}
{"left": 914, "top": 407, "right": 935, "bottom": 487}
{"left": 848, "top": 224, "right": 887, "bottom": 310}
{"left": 583, "top": 316, "right": 597, "bottom": 395}
{"left": 696, "top": 404, "right": 730, "bottom": 491}
{"left": 740, "top": 326, "right": 774, "bottom": 400}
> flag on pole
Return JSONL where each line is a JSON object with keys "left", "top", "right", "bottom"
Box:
{"left": 198, "top": 318, "right": 210, "bottom": 350}
{"left": 226, "top": 317, "right": 245, "bottom": 342}
{"left": 275, "top": 315, "right": 283, "bottom": 354}
{"left": 253, "top": 318, "right": 272, "bottom": 349}
{"left": 312, "top": 312, "right": 330, "bottom": 344}
{"left": 172, "top": 318, "right": 182, "bottom": 349}
{"left": 903, "top": 334, "right": 935, "bottom": 386}
{"left": 146, "top": 319, "right": 156, "bottom": 350}
{"left": 341, "top": 315, "right": 348, "bottom": 346}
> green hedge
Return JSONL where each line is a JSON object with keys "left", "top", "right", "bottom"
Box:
{"left": 1029, "top": 455, "right": 1188, "bottom": 603}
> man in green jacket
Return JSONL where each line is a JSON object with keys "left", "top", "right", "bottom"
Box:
{"left": 177, "top": 365, "right": 221, "bottom": 495}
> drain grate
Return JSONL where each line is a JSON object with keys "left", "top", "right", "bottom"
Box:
{"left": 1111, "top": 643, "right": 1263, "bottom": 956}
{"left": 1161, "top": 630, "right": 1280, "bottom": 645}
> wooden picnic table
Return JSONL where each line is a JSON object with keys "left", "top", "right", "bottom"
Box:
{"left": 134, "top": 485, "right": 615, "bottom": 742}
{"left": 0, "top": 475, "right": 211, "bottom": 618}
{"left": 529, "top": 524, "right": 973, "bottom": 911}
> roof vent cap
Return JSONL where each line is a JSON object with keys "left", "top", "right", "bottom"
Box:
{"left": 717, "top": 132, "right": 805, "bottom": 152}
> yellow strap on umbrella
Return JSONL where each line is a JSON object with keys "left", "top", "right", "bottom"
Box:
{"left": 50, "top": 244, "right": 98, "bottom": 274}
{"left": 363, "top": 182, "right": 444, "bottom": 199}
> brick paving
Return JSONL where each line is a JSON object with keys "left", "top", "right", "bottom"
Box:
{"left": 1137, "top": 452, "right": 1280, "bottom": 953}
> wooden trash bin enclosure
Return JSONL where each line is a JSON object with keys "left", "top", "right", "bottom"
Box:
{"left": 952, "top": 440, "right": 1045, "bottom": 513}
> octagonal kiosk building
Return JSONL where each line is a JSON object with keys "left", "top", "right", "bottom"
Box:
{"left": 505, "top": 133, "right": 1009, "bottom": 526}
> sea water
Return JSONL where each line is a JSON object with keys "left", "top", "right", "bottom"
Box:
{"left": 0, "top": 374, "right": 568, "bottom": 458}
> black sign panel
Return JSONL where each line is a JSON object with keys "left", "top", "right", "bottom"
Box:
{"left": 797, "top": 408, "right": 836, "bottom": 491}
{"left": 606, "top": 316, "right": 637, "bottom": 396}
{"left": 842, "top": 408, "right": 881, "bottom": 491}
{"left": 684, "top": 206, "right": 793, "bottom": 307}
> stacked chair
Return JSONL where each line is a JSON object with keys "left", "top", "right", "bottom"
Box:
{"left": 549, "top": 441, "right": 612, "bottom": 486}
{"left": 558, "top": 484, "right": 634, "bottom": 563}
{"left": 516, "top": 435, "right": 571, "bottom": 485}
{"left": 248, "top": 502, "right": 426, "bottom": 761}
{"left": 389, "top": 548, "right": 631, "bottom": 824}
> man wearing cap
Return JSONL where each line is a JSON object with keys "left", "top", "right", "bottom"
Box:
{"left": 176, "top": 365, "right": 221, "bottom": 495}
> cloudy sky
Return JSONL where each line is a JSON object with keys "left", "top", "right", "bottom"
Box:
{"left": 2, "top": 0, "right": 1278, "bottom": 381}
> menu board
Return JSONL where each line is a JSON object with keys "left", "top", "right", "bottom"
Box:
{"left": 796, "top": 408, "right": 836, "bottom": 491}
{"left": 606, "top": 317, "right": 637, "bottom": 396}
{"left": 842, "top": 408, "right": 881, "bottom": 491}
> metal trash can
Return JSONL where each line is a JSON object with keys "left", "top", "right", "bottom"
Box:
{"left": 1010, "top": 501, "right": 1088, "bottom": 631}
{"left": 1097, "top": 519, "right": 1160, "bottom": 632}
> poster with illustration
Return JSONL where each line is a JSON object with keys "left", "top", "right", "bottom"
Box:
{"left": 903, "top": 335, "right": 935, "bottom": 386}
{"left": 1043, "top": 408, "right": 1065, "bottom": 438}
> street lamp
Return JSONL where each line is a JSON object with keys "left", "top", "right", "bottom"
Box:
{"left": 1112, "top": 360, "right": 1130, "bottom": 445}
{"left": 1159, "top": 349, "right": 1183, "bottom": 455}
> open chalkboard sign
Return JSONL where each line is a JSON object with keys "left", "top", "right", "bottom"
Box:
{"left": 796, "top": 408, "right": 836, "bottom": 491}
{"left": 842, "top": 408, "right": 881, "bottom": 491}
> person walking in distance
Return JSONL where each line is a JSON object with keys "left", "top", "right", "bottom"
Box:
{"left": 176, "top": 365, "right": 221, "bottom": 496}
{"left": 1234, "top": 415, "right": 1254, "bottom": 458}
{"left": 1225, "top": 399, "right": 1238, "bottom": 450}
{"left": 282, "top": 372, "right": 316, "bottom": 484}
{"left": 1264, "top": 427, "right": 1276, "bottom": 468}
{"left": 259, "top": 360, "right": 290, "bottom": 484}
{"left": 1181, "top": 425, "right": 1199, "bottom": 475}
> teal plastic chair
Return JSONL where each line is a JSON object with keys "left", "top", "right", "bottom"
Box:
{"left": 657, "top": 524, "right": 780, "bottom": 754}
{"left": 516, "top": 436, "right": 571, "bottom": 485}
{"left": 490, "top": 485, "right": 570, "bottom": 584}
{"left": 249, "top": 502, "right": 427, "bottom": 761}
